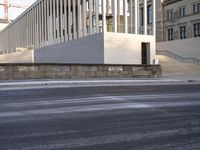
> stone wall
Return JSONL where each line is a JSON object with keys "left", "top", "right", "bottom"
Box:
{"left": 0, "top": 64, "right": 161, "bottom": 80}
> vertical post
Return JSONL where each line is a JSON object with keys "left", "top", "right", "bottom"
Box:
{"left": 153, "top": 0, "right": 156, "bottom": 36}
{"left": 102, "top": 0, "right": 107, "bottom": 32}
{"left": 56, "top": 0, "right": 60, "bottom": 43}
{"left": 112, "top": 0, "right": 117, "bottom": 32}
{"left": 39, "top": 2, "right": 41, "bottom": 48}
{"left": 44, "top": 0, "right": 47, "bottom": 45}
{"left": 68, "top": 0, "right": 72, "bottom": 40}
{"left": 117, "top": 0, "right": 120, "bottom": 32}
{"left": 46, "top": 0, "right": 49, "bottom": 44}
{"left": 130, "top": 0, "right": 133, "bottom": 33}
{"left": 41, "top": 0, "right": 44, "bottom": 46}
{"left": 60, "top": 0, "right": 64, "bottom": 42}
{"left": 64, "top": 0, "right": 68, "bottom": 41}
{"left": 73, "top": 0, "right": 77, "bottom": 39}
{"left": 82, "top": 0, "right": 86, "bottom": 36}
{"left": 95, "top": 0, "right": 99, "bottom": 33}
{"left": 135, "top": 0, "right": 138, "bottom": 34}
{"left": 124, "top": 0, "right": 128, "bottom": 33}
{"left": 77, "top": 0, "right": 81, "bottom": 38}
{"left": 89, "top": 0, "right": 93, "bottom": 35}
{"left": 144, "top": 0, "right": 147, "bottom": 35}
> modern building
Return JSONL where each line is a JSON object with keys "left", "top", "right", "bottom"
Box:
{"left": 0, "top": 0, "right": 156, "bottom": 64}
{"left": 0, "top": 19, "right": 9, "bottom": 31}
{"left": 161, "top": 0, "right": 200, "bottom": 41}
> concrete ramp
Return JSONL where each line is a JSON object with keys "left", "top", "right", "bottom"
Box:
{"left": 156, "top": 55, "right": 200, "bottom": 76}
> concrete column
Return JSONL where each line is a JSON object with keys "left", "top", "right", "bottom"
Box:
{"left": 112, "top": 0, "right": 117, "bottom": 32}
{"left": 46, "top": 0, "right": 49, "bottom": 43}
{"left": 30, "top": 9, "right": 33, "bottom": 48}
{"left": 56, "top": 0, "right": 60, "bottom": 43}
{"left": 68, "top": 0, "right": 72, "bottom": 40}
{"left": 60, "top": 0, "right": 64, "bottom": 42}
{"left": 130, "top": 0, "right": 133, "bottom": 33}
{"left": 41, "top": 0, "right": 44, "bottom": 46}
{"left": 95, "top": 0, "right": 99, "bottom": 33}
{"left": 144, "top": 0, "right": 147, "bottom": 35}
{"left": 117, "top": 0, "right": 120, "bottom": 32}
{"left": 39, "top": 2, "right": 41, "bottom": 48}
{"left": 44, "top": 0, "right": 47, "bottom": 45}
{"left": 135, "top": 0, "right": 138, "bottom": 34}
{"left": 77, "top": 0, "right": 81, "bottom": 38}
{"left": 53, "top": 0, "right": 56, "bottom": 42}
{"left": 49, "top": 0, "right": 53, "bottom": 45}
{"left": 153, "top": 0, "right": 156, "bottom": 36}
{"left": 64, "top": 0, "right": 68, "bottom": 41}
{"left": 102, "top": 0, "right": 107, "bottom": 32}
{"left": 82, "top": 0, "right": 86, "bottom": 36}
{"left": 73, "top": 0, "right": 77, "bottom": 39}
{"left": 89, "top": 0, "right": 93, "bottom": 35}
{"left": 33, "top": 6, "right": 36, "bottom": 49}
{"left": 36, "top": 4, "right": 39, "bottom": 47}
{"left": 124, "top": 0, "right": 128, "bottom": 33}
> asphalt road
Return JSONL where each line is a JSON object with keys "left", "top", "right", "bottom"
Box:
{"left": 0, "top": 84, "right": 200, "bottom": 150}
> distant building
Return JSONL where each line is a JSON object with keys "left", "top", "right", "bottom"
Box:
{"left": 0, "top": 0, "right": 156, "bottom": 65}
{"left": 156, "top": 0, "right": 200, "bottom": 62}
{"left": 161, "top": 0, "right": 200, "bottom": 41}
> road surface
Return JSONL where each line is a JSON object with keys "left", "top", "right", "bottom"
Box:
{"left": 0, "top": 84, "right": 200, "bottom": 150}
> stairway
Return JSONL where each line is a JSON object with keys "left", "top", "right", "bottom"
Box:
{"left": 156, "top": 55, "right": 200, "bottom": 76}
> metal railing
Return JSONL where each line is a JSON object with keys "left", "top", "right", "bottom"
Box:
{"left": 157, "top": 50, "right": 200, "bottom": 66}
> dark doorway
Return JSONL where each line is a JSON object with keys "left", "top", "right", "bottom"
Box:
{"left": 141, "top": 42, "right": 150, "bottom": 65}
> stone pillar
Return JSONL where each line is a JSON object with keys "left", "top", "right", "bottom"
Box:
{"left": 68, "top": 0, "right": 72, "bottom": 40}
{"left": 73, "top": 0, "right": 77, "bottom": 39}
{"left": 95, "top": 0, "right": 99, "bottom": 33}
{"left": 102, "top": 0, "right": 107, "bottom": 32}
{"left": 153, "top": 0, "right": 156, "bottom": 36}
{"left": 135, "top": 0, "right": 138, "bottom": 34}
{"left": 124, "top": 0, "right": 128, "bottom": 33}
{"left": 82, "top": 0, "right": 86, "bottom": 36}
{"left": 64, "top": 0, "right": 68, "bottom": 41}
{"left": 77, "top": 0, "right": 81, "bottom": 38}
{"left": 144, "top": 0, "right": 147, "bottom": 35}
{"left": 89, "top": 0, "right": 93, "bottom": 35}
{"left": 112, "top": 0, "right": 117, "bottom": 32}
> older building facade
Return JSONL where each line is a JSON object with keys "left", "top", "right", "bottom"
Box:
{"left": 162, "top": 0, "right": 200, "bottom": 41}
{"left": 0, "top": 0, "right": 156, "bottom": 64}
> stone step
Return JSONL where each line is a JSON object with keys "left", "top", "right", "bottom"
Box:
{"left": 156, "top": 55, "right": 200, "bottom": 76}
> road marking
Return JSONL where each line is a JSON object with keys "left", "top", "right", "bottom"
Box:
{"left": 1, "top": 98, "right": 200, "bottom": 118}
{"left": 1, "top": 93, "right": 200, "bottom": 108}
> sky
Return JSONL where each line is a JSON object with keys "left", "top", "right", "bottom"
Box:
{"left": 0, "top": 0, "right": 36, "bottom": 19}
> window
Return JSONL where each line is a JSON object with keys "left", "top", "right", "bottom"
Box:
{"left": 168, "top": 28, "right": 174, "bottom": 41}
{"left": 194, "top": 23, "right": 200, "bottom": 37}
{"left": 193, "top": 3, "right": 200, "bottom": 14}
{"left": 166, "top": 10, "right": 173, "bottom": 21}
{"left": 147, "top": 5, "right": 153, "bottom": 24}
{"left": 140, "top": 7, "right": 144, "bottom": 26}
{"left": 179, "top": 7, "right": 186, "bottom": 17}
{"left": 180, "top": 26, "right": 186, "bottom": 39}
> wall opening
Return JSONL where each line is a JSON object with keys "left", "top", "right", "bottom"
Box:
{"left": 141, "top": 42, "right": 150, "bottom": 65}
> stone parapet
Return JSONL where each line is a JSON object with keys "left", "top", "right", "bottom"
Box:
{"left": 0, "top": 64, "right": 161, "bottom": 80}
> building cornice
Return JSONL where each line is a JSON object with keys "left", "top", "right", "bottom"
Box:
{"left": 163, "top": 0, "right": 183, "bottom": 6}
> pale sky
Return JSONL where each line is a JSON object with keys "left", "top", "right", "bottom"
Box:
{"left": 0, "top": 0, "right": 36, "bottom": 19}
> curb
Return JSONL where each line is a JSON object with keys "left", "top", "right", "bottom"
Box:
{"left": 0, "top": 79, "right": 197, "bottom": 89}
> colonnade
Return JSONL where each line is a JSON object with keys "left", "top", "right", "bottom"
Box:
{"left": 0, "top": 0, "right": 156, "bottom": 54}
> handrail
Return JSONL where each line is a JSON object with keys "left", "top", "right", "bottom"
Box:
{"left": 157, "top": 50, "right": 200, "bottom": 66}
